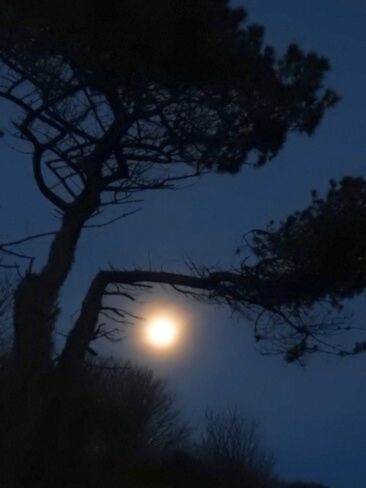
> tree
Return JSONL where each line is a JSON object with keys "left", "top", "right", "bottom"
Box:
{"left": 197, "top": 409, "right": 274, "bottom": 487}
{"left": 0, "top": 1, "right": 347, "bottom": 482}
{"left": 0, "top": 354, "right": 187, "bottom": 486}
{"left": 61, "top": 359, "right": 188, "bottom": 486}
{"left": 0, "top": 0, "right": 337, "bottom": 377}
{"left": 243, "top": 176, "right": 366, "bottom": 361}
{"left": 83, "top": 359, "right": 187, "bottom": 462}
{"left": 248, "top": 177, "right": 366, "bottom": 306}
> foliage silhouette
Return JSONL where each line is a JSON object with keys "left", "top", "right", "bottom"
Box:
{"left": 0, "top": 350, "right": 322, "bottom": 488}
{"left": 249, "top": 177, "right": 366, "bottom": 306}
{"left": 0, "top": 0, "right": 358, "bottom": 484}
{"left": 0, "top": 0, "right": 338, "bottom": 375}
{"left": 0, "top": 355, "right": 187, "bottom": 487}
{"left": 197, "top": 409, "right": 274, "bottom": 487}
{"left": 242, "top": 177, "right": 366, "bottom": 360}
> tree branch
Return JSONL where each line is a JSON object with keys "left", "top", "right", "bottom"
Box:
{"left": 58, "top": 268, "right": 256, "bottom": 371}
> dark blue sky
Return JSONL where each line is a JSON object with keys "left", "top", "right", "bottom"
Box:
{"left": 1, "top": 1, "right": 366, "bottom": 487}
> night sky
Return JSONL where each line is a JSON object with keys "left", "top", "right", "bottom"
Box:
{"left": 1, "top": 1, "right": 366, "bottom": 487}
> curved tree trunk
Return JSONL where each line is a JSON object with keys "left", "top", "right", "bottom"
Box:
{"left": 8, "top": 189, "right": 100, "bottom": 486}
{"left": 13, "top": 190, "right": 99, "bottom": 379}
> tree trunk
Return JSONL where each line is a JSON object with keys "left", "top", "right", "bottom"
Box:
{"left": 13, "top": 190, "right": 99, "bottom": 378}
{"left": 8, "top": 190, "right": 99, "bottom": 486}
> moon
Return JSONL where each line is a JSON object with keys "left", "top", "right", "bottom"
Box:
{"left": 146, "top": 316, "right": 179, "bottom": 349}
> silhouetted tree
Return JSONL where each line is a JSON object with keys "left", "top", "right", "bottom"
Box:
{"left": 0, "top": 0, "right": 338, "bottom": 379}
{"left": 249, "top": 177, "right": 366, "bottom": 306}
{"left": 0, "top": 0, "right": 349, "bottom": 483}
{"left": 242, "top": 176, "right": 366, "bottom": 360}
{"left": 197, "top": 409, "right": 274, "bottom": 487}
{"left": 83, "top": 359, "right": 187, "bottom": 461}
{"left": 0, "top": 356, "right": 187, "bottom": 487}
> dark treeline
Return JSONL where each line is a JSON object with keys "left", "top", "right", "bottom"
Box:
{"left": 0, "top": 336, "right": 328, "bottom": 487}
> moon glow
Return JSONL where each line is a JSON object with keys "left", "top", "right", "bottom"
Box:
{"left": 146, "top": 316, "right": 179, "bottom": 349}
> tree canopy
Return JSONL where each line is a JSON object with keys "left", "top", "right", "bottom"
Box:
{"left": 248, "top": 177, "right": 366, "bottom": 308}
{"left": 0, "top": 0, "right": 342, "bottom": 376}
{"left": 0, "top": 0, "right": 337, "bottom": 189}
{"left": 0, "top": 0, "right": 363, "bottom": 373}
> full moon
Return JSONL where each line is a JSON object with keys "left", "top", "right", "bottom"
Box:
{"left": 146, "top": 316, "right": 179, "bottom": 349}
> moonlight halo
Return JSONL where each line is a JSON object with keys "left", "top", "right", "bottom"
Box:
{"left": 145, "top": 316, "right": 179, "bottom": 349}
